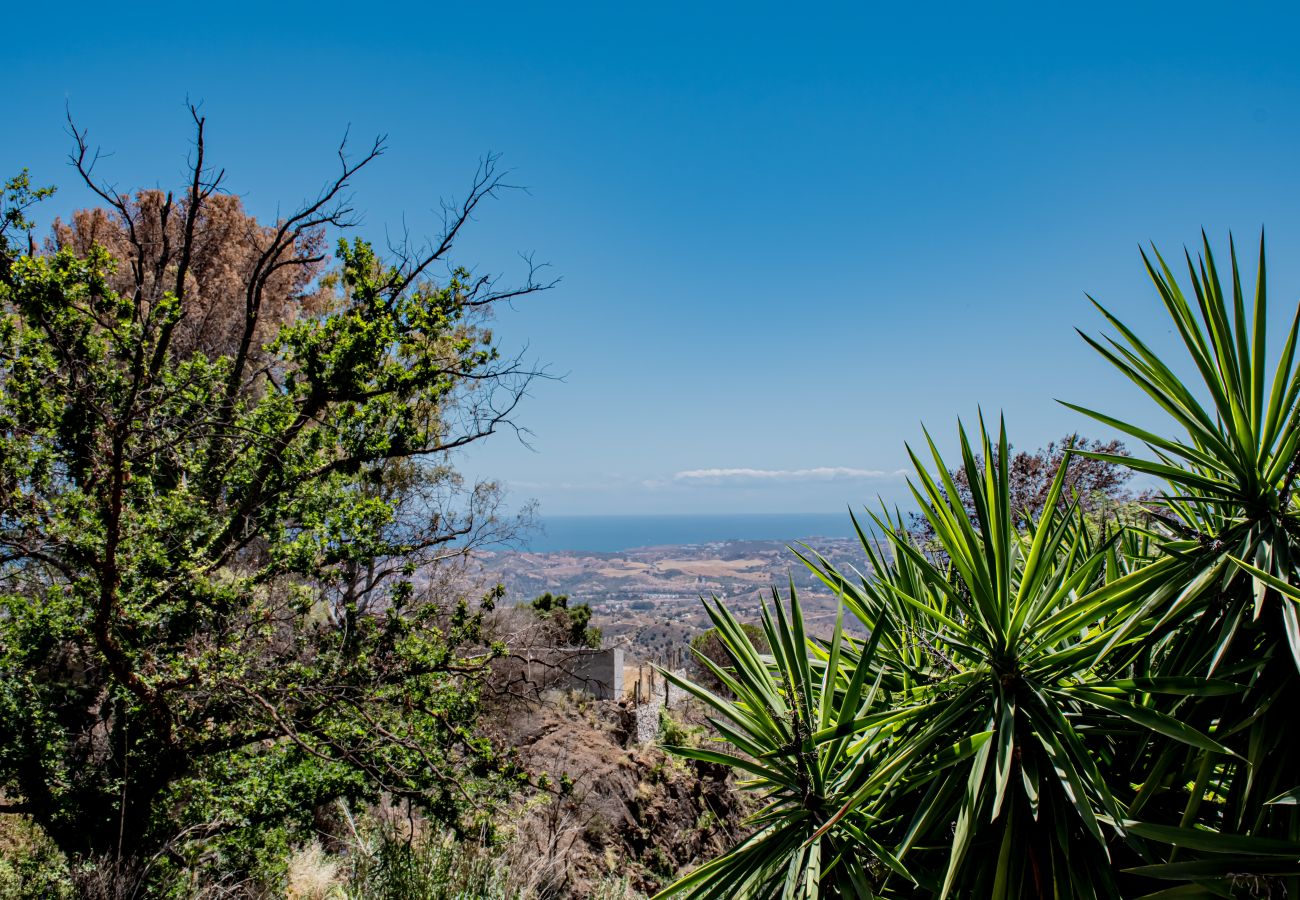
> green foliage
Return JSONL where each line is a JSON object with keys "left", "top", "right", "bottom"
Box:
{"left": 0, "top": 143, "right": 540, "bottom": 879}
{"left": 0, "top": 171, "right": 54, "bottom": 251}
{"left": 530, "top": 592, "right": 602, "bottom": 648}
{"left": 0, "top": 817, "right": 72, "bottom": 900}
{"left": 658, "top": 707, "right": 704, "bottom": 748}
{"left": 659, "top": 234, "right": 1300, "bottom": 898}
{"left": 689, "top": 623, "right": 769, "bottom": 696}
{"left": 1068, "top": 234, "right": 1300, "bottom": 895}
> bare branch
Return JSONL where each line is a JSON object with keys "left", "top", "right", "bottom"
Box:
{"left": 223, "top": 133, "right": 386, "bottom": 404}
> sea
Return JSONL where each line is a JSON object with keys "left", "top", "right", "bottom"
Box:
{"left": 524, "top": 513, "right": 865, "bottom": 554}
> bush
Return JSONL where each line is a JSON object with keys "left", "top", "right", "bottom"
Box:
{"left": 529, "top": 593, "right": 602, "bottom": 648}
{"left": 0, "top": 817, "right": 72, "bottom": 900}
{"left": 657, "top": 708, "right": 703, "bottom": 748}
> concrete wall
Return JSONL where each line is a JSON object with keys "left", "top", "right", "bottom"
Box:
{"left": 565, "top": 647, "right": 624, "bottom": 699}
{"left": 512, "top": 647, "right": 625, "bottom": 700}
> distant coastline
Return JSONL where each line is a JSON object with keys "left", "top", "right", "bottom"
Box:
{"left": 521, "top": 512, "right": 864, "bottom": 554}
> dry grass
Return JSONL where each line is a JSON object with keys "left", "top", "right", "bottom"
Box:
{"left": 285, "top": 841, "right": 344, "bottom": 900}
{"left": 651, "top": 558, "right": 767, "bottom": 577}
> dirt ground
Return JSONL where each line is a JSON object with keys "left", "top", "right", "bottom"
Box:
{"left": 486, "top": 692, "right": 747, "bottom": 898}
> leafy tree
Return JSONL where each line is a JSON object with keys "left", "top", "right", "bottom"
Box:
{"left": 0, "top": 110, "right": 549, "bottom": 874}
{"left": 529, "top": 592, "right": 602, "bottom": 648}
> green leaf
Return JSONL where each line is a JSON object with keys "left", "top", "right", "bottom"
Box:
{"left": 1124, "top": 821, "right": 1300, "bottom": 857}
{"left": 1265, "top": 786, "right": 1300, "bottom": 806}
{"left": 1071, "top": 689, "right": 1234, "bottom": 755}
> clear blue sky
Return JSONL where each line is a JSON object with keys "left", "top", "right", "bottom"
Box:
{"left": 7, "top": 2, "right": 1300, "bottom": 515}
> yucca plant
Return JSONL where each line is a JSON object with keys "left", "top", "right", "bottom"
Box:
{"left": 1067, "top": 234, "right": 1300, "bottom": 675}
{"left": 661, "top": 234, "right": 1300, "bottom": 898}
{"left": 659, "top": 418, "right": 1229, "bottom": 898}
{"left": 653, "top": 591, "right": 911, "bottom": 898}
{"left": 817, "top": 418, "right": 1236, "bottom": 899}
{"left": 1068, "top": 234, "right": 1300, "bottom": 895}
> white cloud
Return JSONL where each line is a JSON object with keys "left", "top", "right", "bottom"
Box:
{"left": 673, "top": 466, "right": 905, "bottom": 483}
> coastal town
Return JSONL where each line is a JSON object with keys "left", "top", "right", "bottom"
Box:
{"left": 472, "top": 535, "right": 873, "bottom": 660}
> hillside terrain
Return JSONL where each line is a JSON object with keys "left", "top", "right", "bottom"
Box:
{"left": 472, "top": 536, "right": 872, "bottom": 659}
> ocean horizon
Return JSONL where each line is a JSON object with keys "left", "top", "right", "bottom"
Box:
{"left": 519, "top": 512, "right": 868, "bottom": 553}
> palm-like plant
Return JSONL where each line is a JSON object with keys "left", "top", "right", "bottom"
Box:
{"left": 1066, "top": 235, "right": 1300, "bottom": 674}
{"left": 659, "top": 235, "right": 1300, "bottom": 898}
{"left": 823, "top": 419, "right": 1236, "bottom": 899}
{"left": 653, "top": 593, "right": 909, "bottom": 899}
{"left": 1067, "top": 235, "right": 1300, "bottom": 894}
{"left": 659, "top": 419, "right": 1228, "bottom": 898}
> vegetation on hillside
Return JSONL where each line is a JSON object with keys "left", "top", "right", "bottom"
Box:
{"left": 529, "top": 592, "right": 603, "bottom": 649}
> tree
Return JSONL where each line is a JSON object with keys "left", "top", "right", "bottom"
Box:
{"left": 0, "top": 108, "right": 551, "bottom": 878}
{"left": 961, "top": 433, "right": 1131, "bottom": 522}
{"left": 529, "top": 592, "right": 602, "bottom": 648}
{"left": 48, "top": 189, "right": 331, "bottom": 364}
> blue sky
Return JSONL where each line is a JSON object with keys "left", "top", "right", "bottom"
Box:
{"left": 7, "top": 2, "right": 1300, "bottom": 515}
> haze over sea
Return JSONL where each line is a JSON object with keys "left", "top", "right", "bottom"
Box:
{"left": 525, "top": 513, "right": 862, "bottom": 554}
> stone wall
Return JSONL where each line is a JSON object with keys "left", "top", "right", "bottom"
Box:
{"left": 631, "top": 667, "right": 690, "bottom": 744}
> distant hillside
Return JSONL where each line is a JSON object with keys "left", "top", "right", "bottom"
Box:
{"left": 471, "top": 536, "right": 873, "bottom": 661}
